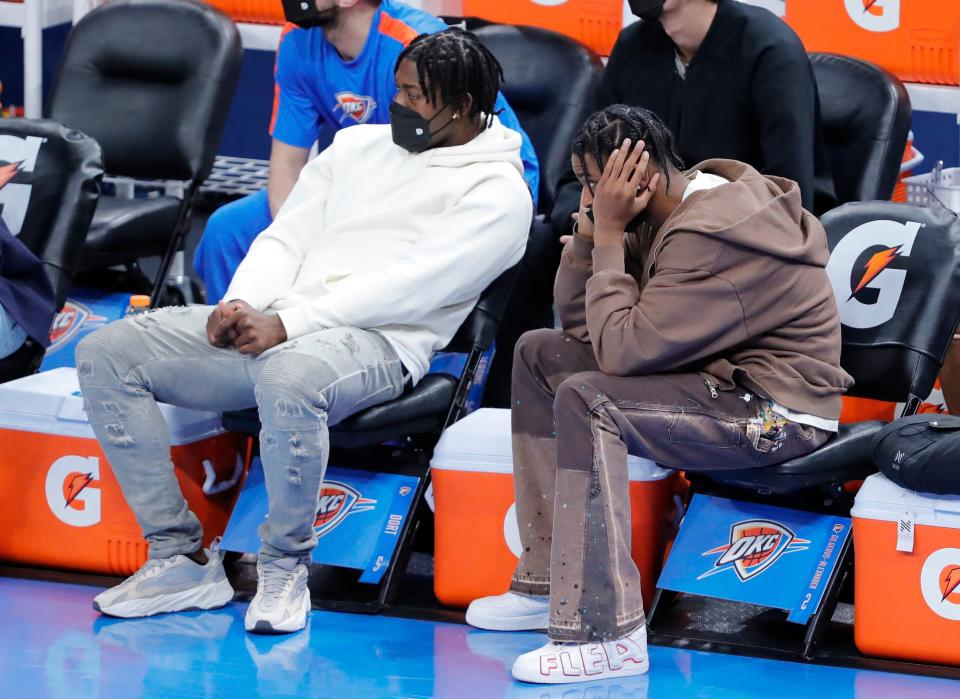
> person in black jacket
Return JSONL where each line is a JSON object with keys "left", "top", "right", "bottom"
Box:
{"left": 550, "top": 0, "right": 836, "bottom": 238}
{"left": 0, "top": 215, "right": 56, "bottom": 358}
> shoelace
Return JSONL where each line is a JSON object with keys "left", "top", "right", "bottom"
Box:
{"left": 259, "top": 564, "right": 296, "bottom": 607}
{"left": 128, "top": 556, "right": 178, "bottom": 584}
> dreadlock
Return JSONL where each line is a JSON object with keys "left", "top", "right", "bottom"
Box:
{"left": 396, "top": 28, "right": 504, "bottom": 129}
{"left": 572, "top": 104, "right": 685, "bottom": 191}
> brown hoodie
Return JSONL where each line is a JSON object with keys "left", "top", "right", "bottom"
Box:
{"left": 555, "top": 159, "right": 853, "bottom": 420}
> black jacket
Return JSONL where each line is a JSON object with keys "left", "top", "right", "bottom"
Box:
{"left": 0, "top": 216, "right": 56, "bottom": 347}
{"left": 551, "top": 0, "right": 836, "bottom": 235}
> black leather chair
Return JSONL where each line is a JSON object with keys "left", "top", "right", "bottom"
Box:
{"left": 469, "top": 23, "right": 602, "bottom": 406}
{"left": 811, "top": 53, "right": 911, "bottom": 206}
{"left": 650, "top": 201, "right": 960, "bottom": 658}
{"left": 474, "top": 23, "right": 603, "bottom": 215}
{"left": 47, "top": 0, "right": 242, "bottom": 304}
{"left": 0, "top": 119, "right": 103, "bottom": 382}
{"left": 697, "top": 202, "right": 960, "bottom": 497}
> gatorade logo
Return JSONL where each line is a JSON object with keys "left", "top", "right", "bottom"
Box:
{"left": 825, "top": 219, "right": 921, "bottom": 330}
{"left": 45, "top": 456, "right": 101, "bottom": 527}
{"left": 845, "top": 0, "right": 900, "bottom": 33}
{"left": 0, "top": 134, "right": 43, "bottom": 235}
{"left": 921, "top": 549, "right": 960, "bottom": 620}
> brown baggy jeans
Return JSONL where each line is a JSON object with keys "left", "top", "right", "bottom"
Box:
{"left": 508, "top": 329, "right": 831, "bottom": 643}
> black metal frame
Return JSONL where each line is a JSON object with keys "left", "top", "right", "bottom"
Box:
{"left": 148, "top": 179, "right": 201, "bottom": 307}
{"left": 321, "top": 337, "right": 490, "bottom": 613}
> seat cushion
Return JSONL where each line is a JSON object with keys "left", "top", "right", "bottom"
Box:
{"left": 221, "top": 373, "right": 459, "bottom": 450}
{"left": 80, "top": 195, "right": 180, "bottom": 269}
{"left": 694, "top": 421, "right": 884, "bottom": 494}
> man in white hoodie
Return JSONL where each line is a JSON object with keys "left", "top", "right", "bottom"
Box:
{"left": 76, "top": 28, "right": 531, "bottom": 635}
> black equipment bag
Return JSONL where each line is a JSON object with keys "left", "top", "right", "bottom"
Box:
{"left": 871, "top": 414, "right": 960, "bottom": 495}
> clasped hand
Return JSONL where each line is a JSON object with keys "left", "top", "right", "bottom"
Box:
{"left": 206, "top": 300, "right": 287, "bottom": 355}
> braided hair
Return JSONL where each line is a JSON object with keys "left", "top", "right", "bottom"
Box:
{"left": 572, "top": 104, "right": 685, "bottom": 191}
{"left": 396, "top": 28, "right": 504, "bottom": 129}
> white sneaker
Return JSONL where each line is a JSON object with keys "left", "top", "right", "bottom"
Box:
{"left": 511, "top": 624, "right": 649, "bottom": 684}
{"left": 245, "top": 558, "right": 310, "bottom": 634}
{"left": 93, "top": 548, "right": 234, "bottom": 618}
{"left": 465, "top": 591, "right": 550, "bottom": 631}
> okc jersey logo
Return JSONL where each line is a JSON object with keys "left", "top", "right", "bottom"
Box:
{"left": 314, "top": 481, "right": 376, "bottom": 537}
{"left": 45, "top": 456, "right": 101, "bottom": 527}
{"left": 334, "top": 92, "right": 377, "bottom": 124}
{"left": 47, "top": 301, "right": 107, "bottom": 354}
{"left": 699, "top": 519, "right": 810, "bottom": 582}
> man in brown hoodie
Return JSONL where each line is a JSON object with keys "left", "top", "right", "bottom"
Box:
{"left": 466, "top": 105, "right": 853, "bottom": 685}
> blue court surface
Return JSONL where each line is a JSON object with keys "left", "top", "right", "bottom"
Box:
{"left": 3, "top": 577, "right": 959, "bottom": 698}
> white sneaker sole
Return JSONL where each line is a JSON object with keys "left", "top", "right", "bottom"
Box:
{"left": 245, "top": 587, "right": 311, "bottom": 635}
{"left": 465, "top": 606, "right": 549, "bottom": 632}
{"left": 512, "top": 657, "right": 650, "bottom": 684}
{"left": 94, "top": 578, "right": 235, "bottom": 619}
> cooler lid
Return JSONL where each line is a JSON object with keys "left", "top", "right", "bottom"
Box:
{"left": 852, "top": 473, "right": 960, "bottom": 528}
{"left": 431, "top": 408, "right": 672, "bottom": 480}
{"left": 0, "top": 368, "right": 224, "bottom": 444}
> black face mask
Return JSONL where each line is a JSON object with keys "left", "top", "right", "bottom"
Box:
{"left": 281, "top": 0, "right": 337, "bottom": 29}
{"left": 389, "top": 101, "right": 457, "bottom": 154}
{"left": 628, "top": 0, "right": 665, "bottom": 21}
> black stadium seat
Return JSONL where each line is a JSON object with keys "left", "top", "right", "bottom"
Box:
{"left": 698, "top": 201, "right": 960, "bottom": 497}
{"left": 47, "top": 0, "right": 242, "bottom": 304}
{"left": 471, "top": 23, "right": 603, "bottom": 406}
{"left": 811, "top": 52, "right": 911, "bottom": 206}
{"left": 474, "top": 23, "right": 603, "bottom": 214}
{"left": 0, "top": 119, "right": 103, "bottom": 383}
{"left": 650, "top": 201, "right": 960, "bottom": 658}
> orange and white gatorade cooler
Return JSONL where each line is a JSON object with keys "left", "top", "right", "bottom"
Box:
{"left": 852, "top": 473, "right": 960, "bottom": 665}
{"left": 0, "top": 368, "right": 248, "bottom": 576}
{"left": 431, "top": 408, "right": 677, "bottom": 609}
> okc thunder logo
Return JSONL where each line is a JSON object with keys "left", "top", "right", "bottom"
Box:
{"left": 334, "top": 92, "right": 377, "bottom": 124}
{"left": 313, "top": 481, "right": 376, "bottom": 537}
{"left": 47, "top": 301, "right": 107, "bottom": 353}
{"left": 698, "top": 519, "right": 810, "bottom": 582}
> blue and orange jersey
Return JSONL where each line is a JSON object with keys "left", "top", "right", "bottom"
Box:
{"left": 269, "top": 0, "right": 540, "bottom": 205}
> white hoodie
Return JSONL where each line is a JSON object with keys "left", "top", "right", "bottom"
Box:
{"left": 224, "top": 117, "right": 532, "bottom": 384}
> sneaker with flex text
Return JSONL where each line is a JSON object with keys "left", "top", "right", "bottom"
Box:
{"left": 511, "top": 624, "right": 649, "bottom": 684}
{"left": 245, "top": 558, "right": 310, "bottom": 634}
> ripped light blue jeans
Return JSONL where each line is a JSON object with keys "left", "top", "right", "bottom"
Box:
{"left": 75, "top": 306, "right": 406, "bottom": 563}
